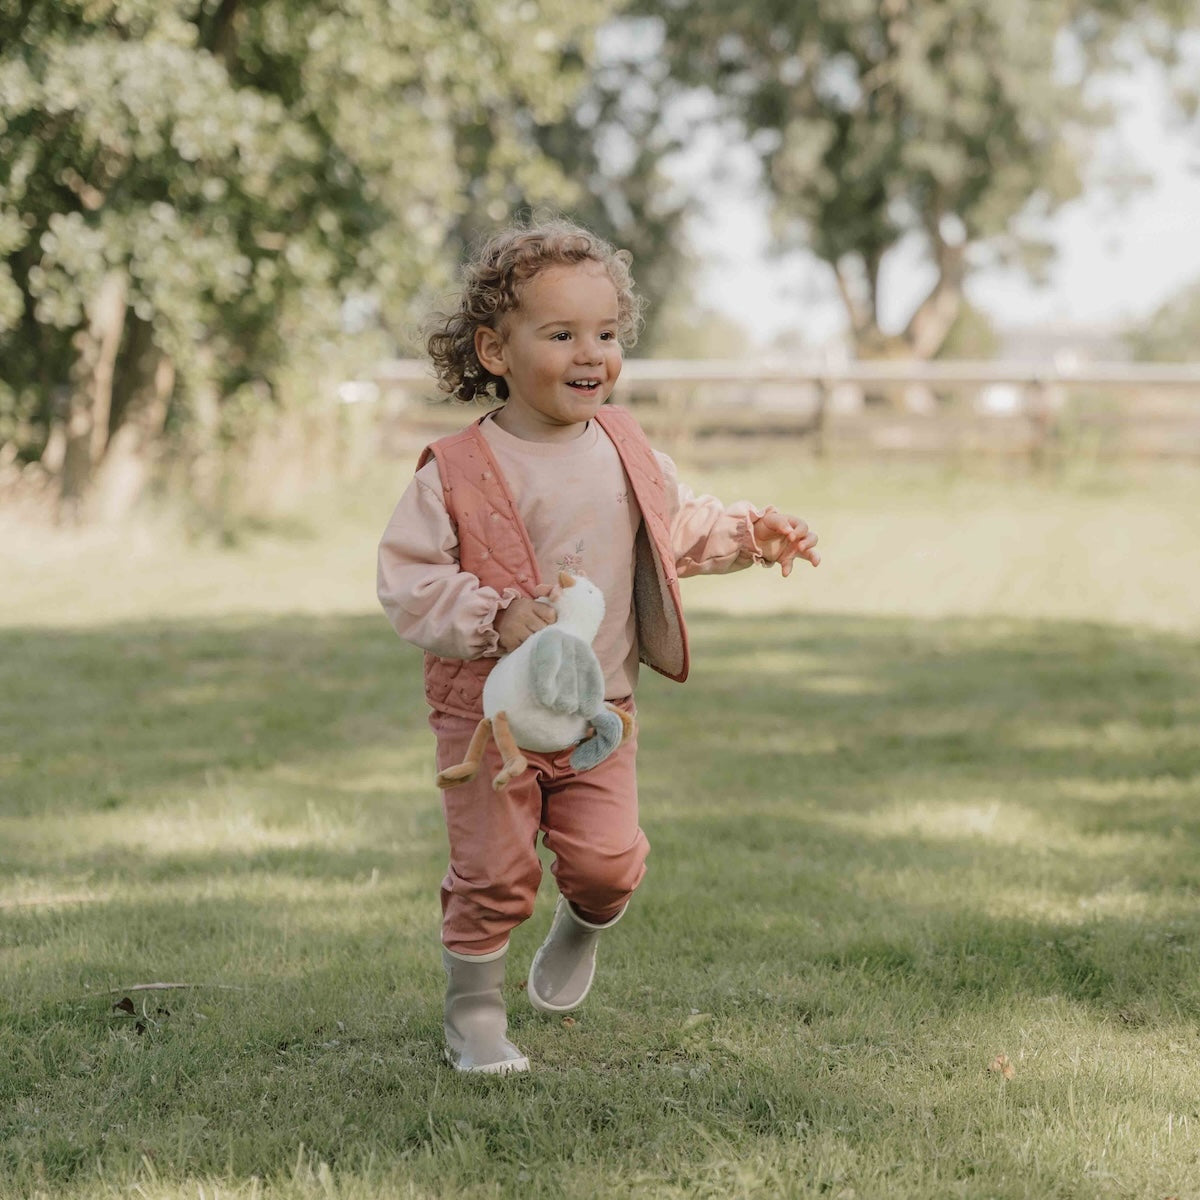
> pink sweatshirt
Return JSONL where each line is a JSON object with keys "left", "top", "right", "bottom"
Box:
{"left": 377, "top": 412, "right": 772, "bottom": 698}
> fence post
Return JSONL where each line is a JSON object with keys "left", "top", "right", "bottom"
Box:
{"left": 662, "top": 383, "right": 691, "bottom": 460}
{"left": 812, "top": 378, "right": 830, "bottom": 458}
{"left": 1026, "top": 377, "right": 1054, "bottom": 468}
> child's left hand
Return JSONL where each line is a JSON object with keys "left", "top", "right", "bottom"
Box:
{"left": 752, "top": 511, "right": 821, "bottom": 576}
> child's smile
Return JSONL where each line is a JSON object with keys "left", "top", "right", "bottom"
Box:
{"left": 475, "top": 261, "right": 623, "bottom": 442}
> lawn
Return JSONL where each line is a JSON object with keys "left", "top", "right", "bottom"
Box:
{"left": 2, "top": 455, "right": 1200, "bottom": 1199}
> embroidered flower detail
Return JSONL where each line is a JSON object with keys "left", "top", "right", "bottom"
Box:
{"left": 556, "top": 540, "right": 585, "bottom": 574}
{"left": 617, "top": 490, "right": 629, "bottom": 505}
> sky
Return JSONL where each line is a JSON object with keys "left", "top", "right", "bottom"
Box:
{"left": 686, "top": 53, "right": 1200, "bottom": 349}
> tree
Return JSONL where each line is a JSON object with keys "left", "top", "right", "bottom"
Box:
{"left": 634, "top": 0, "right": 1199, "bottom": 366}
{"left": 429, "top": 16, "right": 694, "bottom": 351}
{"left": 533, "top": 21, "right": 698, "bottom": 351}
{"left": 1128, "top": 275, "right": 1200, "bottom": 360}
{"left": 0, "top": 0, "right": 607, "bottom": 520}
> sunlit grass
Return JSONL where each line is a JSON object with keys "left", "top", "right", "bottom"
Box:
{"left": 683, "top": 456, "right": 1200, "bottom": 633}
{"left": 3, "top": 455, "right": 1199, "bottom": 633}
{"left": 3, "top": 456, "right": 1200, "bottom": 1197}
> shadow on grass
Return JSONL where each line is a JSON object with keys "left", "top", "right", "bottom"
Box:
{"left": 0, "top": 614, "right": 430, "bottom": 816}
{"left": 3, "top": 608, "right": 1200, "bottom": 1189}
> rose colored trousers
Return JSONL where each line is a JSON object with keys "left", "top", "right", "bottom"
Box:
{"left": 430, "top": 700, "right": 649, "bottom": 956}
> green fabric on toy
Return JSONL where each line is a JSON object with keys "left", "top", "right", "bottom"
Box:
{"left": 436, "top": 571, "right": 634, "bottom": 792}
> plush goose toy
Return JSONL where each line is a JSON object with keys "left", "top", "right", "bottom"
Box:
{"left": 436, "top": 571, "right": 634, "bottom": 792}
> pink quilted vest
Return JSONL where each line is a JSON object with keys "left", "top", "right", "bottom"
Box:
{"left": 418, "top": 404, "right": 690, "bottom": 719}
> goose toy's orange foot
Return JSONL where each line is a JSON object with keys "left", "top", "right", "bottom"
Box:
{"left": 435, "top": 713, "right": 530, "bottom": 792}
{"left": 489, "top": 712, "right": 528, "bottom": 791}
{"left": 609, "top": 703, "right": 635, "bottom": 744}
{"left": 585, "top": 707, "right": 634, "bottom": 741}
{"left": 435, "top": 717, "right": 492, "bottom": 789}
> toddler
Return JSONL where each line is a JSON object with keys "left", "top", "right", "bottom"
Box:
{"left": 377, "top": 218, "right": 819, "bottom": 1074}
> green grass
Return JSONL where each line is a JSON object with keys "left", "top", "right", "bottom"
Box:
{"left": 3, "top": 457, "right": 1200, "bottom": 1199}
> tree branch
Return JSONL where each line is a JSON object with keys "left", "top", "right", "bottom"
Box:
{"left": 903, "top": 234, "right": 965, "bottom": 359}
{"left": 200, "top": 0, "right": 241, "bottom": 61}
{"left": 832, "top": 256, "right": 874, "bottom": 338}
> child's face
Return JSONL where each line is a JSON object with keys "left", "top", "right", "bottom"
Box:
{"left": 475, "top": 261, "right": 622, "bottom": 441}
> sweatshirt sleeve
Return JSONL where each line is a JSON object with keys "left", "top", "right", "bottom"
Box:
{"left": 657, "top": 450, "right": 776, "bottom": 578}
{"left": 376, "top": 464, "right": 522, "bottom": 660}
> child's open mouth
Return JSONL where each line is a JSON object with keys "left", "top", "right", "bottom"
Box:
{"left": 567, "top": 380, "right": 601, "bottom": 392}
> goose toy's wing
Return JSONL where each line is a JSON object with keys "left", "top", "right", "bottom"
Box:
{"left": 529, "top": 630, "right": 605, "bottom": 715}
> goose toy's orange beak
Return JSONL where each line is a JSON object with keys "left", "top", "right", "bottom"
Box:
{"left": 558, "top": 570, "right": 578, "bottom": 588}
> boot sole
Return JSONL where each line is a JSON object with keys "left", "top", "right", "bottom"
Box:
{"left": 443, "top": 1047, "right": 530, "bottom": 1075}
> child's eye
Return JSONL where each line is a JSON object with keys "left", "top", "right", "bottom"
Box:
{"left": 551, "top": 331, "right": 571, "bottom": 341}
{"left": 600, "top": 331, "right": 616, "bottom": 341}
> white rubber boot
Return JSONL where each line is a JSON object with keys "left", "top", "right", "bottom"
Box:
{"left": 527, "top": 897, "right": 625, "bottom": 1014}
{"left": 442, "top": 945, "right": 530, "bottom": 1074}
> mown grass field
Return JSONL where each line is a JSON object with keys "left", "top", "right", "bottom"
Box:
{"left": 3, "top": 455, "right": 1200, "bottom": 1199}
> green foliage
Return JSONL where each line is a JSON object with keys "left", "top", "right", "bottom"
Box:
{"left": 650, "top": 302, "right": 753, "bottom": 358}
{"left": 634, "top": 0, "right": 1198, "bottom": 358}
{"left": 935, "top": 299, "right": 999, "bottom": 360}
{"left": 1128, "top": 273, "right": 1200, "bottom": 361}
{"left": 424, "top": 13, "right": 693, "bottom": 349}
{"left": 529, "top": 20, "right": 696, "bottom": 349}
{"left": 0, "top": 0, "right": 611, "bottom": 499}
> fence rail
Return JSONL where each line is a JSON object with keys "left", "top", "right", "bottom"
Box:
{"left": 349, "top": 358, "right": 1200, "bottom": 462}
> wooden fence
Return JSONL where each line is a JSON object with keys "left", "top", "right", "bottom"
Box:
{"left": 345, "top": 359, "right": 1200, "bottom": 463}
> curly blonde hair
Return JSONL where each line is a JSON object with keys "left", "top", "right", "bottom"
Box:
{"left": 426, "top": 218, "right": 644, "bottom": 404}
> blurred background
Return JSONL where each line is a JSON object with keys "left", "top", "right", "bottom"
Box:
{"left": 1, "top": 0, "right": 1199, "bottom": 543}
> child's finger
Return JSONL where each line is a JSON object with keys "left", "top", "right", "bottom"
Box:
{"left": 781, "top": 542, "right": 820, "bottom": 573}
{"left": 757, "top": 512, "right": 793, "bottom": 538}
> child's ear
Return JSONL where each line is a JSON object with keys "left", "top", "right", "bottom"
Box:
{"left": 474, "top": 325, "right": 507, "bottom": 377}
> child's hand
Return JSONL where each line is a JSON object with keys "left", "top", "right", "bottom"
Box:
{"left": 496, "top": 593, "right": 557, "bottom": 652}
{"left": 753, "top": 511, "right": 821, "bottom": 577}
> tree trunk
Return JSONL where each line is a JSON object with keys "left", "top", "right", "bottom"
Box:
{"left": 904, "top": 255, "right": 964, "bottom": 362}
{"left": 91, "top": 352, "right": 175, "bottom": 523}
{"left": 58, "top": 270, "right": 127, "bottom": 521}
{"left": 839, "top": 239, "right": 966, "bottom": 411}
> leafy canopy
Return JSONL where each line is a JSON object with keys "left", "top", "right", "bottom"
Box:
{"left": 636, "top": 0, "right": 1197, "bottom": 356}
{"left": 0, "top": 0, "right": 606, "bottom": 458}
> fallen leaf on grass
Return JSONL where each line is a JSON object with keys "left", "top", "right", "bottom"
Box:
{"left": 988, "top": 1054, "right": 1016, "bottom": 1080}
{"left": 111, "top": 995, "right": 169, "bottom": 1036}
{"left": 561, "top": 1017, "right": 576, "bottom": 1028}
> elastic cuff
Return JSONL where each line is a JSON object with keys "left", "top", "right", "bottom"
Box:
{"left": 741, "top": 503, "right": 776, "bottom": 566}
{"left": 479, "top": 588, "right": 525, "bottom": 657}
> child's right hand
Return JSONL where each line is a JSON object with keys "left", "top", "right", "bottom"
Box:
{"left": 496, "top": 594, "right": 557, "bottom": 652}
